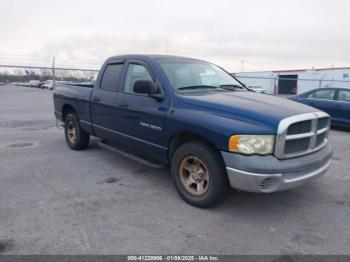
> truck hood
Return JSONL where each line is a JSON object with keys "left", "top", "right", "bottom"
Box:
{"left": 180, "top": 91, "right": 318, "bottom": 128}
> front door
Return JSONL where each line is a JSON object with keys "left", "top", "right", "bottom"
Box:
{"left": 116, "top": 61, "right": 169, "bottom": 161}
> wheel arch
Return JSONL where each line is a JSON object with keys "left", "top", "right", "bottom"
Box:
{"left": 168, "top": 131, "right": 221, "bottom": 162}
{"left": 62, "top": 104, "right": 77, "bottom": 121}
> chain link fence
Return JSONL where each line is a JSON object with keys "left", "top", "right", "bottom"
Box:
{"left": 234, "top": 74, "right": 350, "bottom": 95}
{"left": 0, "top": 64, "right": 99, "bottom": 85}
{"left": 2, "top": 63, "right": 350, "bottom": 96}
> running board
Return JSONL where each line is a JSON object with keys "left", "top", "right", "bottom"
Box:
{"left": 97, "top": 142, "right": 166, "bottom": 169}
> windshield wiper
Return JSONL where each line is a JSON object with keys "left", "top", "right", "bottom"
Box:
{"left": 219, "top": 84, "right": 244, "bottom": 90}
{"left": 177, "top": 84, "right": 243, "bottom": 92}
{"left": 177, "top": 85, "right": 220, "bottom": 91}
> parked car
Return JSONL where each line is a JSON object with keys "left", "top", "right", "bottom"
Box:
{"left": 53, "top": 55, "right": 332, "bottom": 207}
{"left": 289, "top": 88, "right": 350, "bottom": 128}
{"left": 78, "top": 79, "right": 96, "bottom": 86}
{"left": 247, "top": 85, "right": 267, "bottom": 94}
{"left": 28, "top": 80, "right": 41, "bottom": 88}
{"left": 41, "top": 80, "right": 55, "bottom": 90}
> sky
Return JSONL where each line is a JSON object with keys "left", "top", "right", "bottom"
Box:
{"left": 0, "top": 0, "right": 349, "bottom": 72}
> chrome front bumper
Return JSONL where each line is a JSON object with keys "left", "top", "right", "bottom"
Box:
{"left": 221, "top": 144, "right": 333, "bottom": 193}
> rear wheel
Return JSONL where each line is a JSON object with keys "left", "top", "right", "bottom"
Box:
{"left": 64, "top": 113, "right": 90, "bottom": 150}
{"left": 171, "top": 141, "right": 228, "bottom": 208}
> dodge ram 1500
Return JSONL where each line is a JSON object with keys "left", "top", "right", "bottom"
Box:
{"left": 54, "top": 55, "right": 333, "bottom": 207}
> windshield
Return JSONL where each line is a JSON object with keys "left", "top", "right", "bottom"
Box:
{"left": 157, "top": 59, "right": 244, "bottom": 92}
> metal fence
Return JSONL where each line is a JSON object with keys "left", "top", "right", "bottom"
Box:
{"left": 234, "top": 75, "right": 350, "bottom": 95}
{"left": 2, "top": 63, "right": 350, "bottom": 96}
{"left": 0, "top": 63, "right": 99, "bottom": 84}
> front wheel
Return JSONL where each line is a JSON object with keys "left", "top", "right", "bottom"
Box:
{"left": 64, "top": 113, "right": 90, "bottom": 150}
{"left": 171, "top": 141, "right": 228, "bottom": 208}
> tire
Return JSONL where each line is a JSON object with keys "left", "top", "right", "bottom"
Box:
{"left": 64, "top": 113, "right": 90, "bottom": 150}
{"left": 171, "top": 141, "right": 228, "bottom": 208}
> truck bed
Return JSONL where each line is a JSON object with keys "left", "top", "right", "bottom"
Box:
{"left": 66, "top": 83, "right": 94, "bottom": 88}
{"left": 53, "top": 83, "right": 93, "bottom": 126}
{"left": 54, "top": 83, "right": 93, "bottom": 101}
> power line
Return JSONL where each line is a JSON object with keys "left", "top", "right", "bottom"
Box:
{"left": 0, "top": 58, "right": 102, "bottom": 70}
{"left": 0, "top": 64, "right": 99, "bottom": 72}
{"left": 0, "top": 53, "right": 102, "bottom": 60}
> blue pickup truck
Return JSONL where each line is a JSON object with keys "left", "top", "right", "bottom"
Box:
{"left": 54, "top": 55, "right": 333, "bottom": 207}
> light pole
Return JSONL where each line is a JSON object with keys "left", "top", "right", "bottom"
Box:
{"left": 52, "top": 57, "right": 56, "bottom": 85}
{"left": 164, "top": 37, "right": 169, "bottom": 55}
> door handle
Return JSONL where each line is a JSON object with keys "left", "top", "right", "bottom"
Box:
{"left": 118, "top": 101, "right": 129, "bottom": 108}
{"left": 92, "top": 97, "right": 101, "bottom": 102}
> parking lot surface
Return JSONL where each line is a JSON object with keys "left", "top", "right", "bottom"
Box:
{"left": 0, "top": 85, "right": 349, "bottom": 255}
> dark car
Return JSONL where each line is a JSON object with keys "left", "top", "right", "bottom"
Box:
{"left": 289, "top": 88, "right": 350, "bottom": 128}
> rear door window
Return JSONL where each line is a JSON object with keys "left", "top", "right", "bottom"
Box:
{"left": 337, "top": 90, "right": 350, "bottom": 102}
{"left": 100, "top": 64, "right": 124, "bottom": 92}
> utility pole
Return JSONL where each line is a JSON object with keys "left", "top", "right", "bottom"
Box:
{"left": 241, "top": 60, "right": 245, "bottom": 72}
{"left": 164, "top": 37, "right": 169, "bottom": 55}
{"left": 52, "top": 57, "right": 56, "bottom": 85}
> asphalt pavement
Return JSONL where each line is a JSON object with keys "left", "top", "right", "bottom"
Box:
{"left": 0, "top": 85, "right": 349, "bottom": 255}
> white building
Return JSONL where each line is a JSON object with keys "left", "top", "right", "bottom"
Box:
{"left": 234, "top": 67, "right": 350, "bottom": 95}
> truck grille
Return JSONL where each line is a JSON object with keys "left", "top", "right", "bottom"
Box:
{"left": 275, "top": 112, "right": 330, "bottom": 159}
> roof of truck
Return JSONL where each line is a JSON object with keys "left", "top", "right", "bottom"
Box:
{"left": 106, "top": 54, "right": 205, "bottom": 62}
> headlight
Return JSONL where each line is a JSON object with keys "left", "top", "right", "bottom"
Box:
{"left": 229, "top": 135, "right": 275, "bottom": 155}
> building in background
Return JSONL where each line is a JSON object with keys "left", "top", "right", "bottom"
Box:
{"left": 233, "top": 67, "right": 350, "bottom": 95}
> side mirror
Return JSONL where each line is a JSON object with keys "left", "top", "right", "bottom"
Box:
{"left": 133, "top": 80, "right": 157, "bottom": 94}
{"left": 133, "top": 80, "right": 164, "bottom": 100}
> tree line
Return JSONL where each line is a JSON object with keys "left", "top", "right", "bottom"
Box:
{"left": 0, "top": 68, "right": 97, "bottom": 82}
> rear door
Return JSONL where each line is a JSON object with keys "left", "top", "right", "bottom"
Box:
{"left": 90, "top": 61, "right": 125, "bottom": 140}
{"left": 335, "top": 89, "right": 350, "bottom": 126}
{"left": 304, "top": 89, "right": 338, "bottom": 116}
{"left": 116, "top": 60, "right": 169, "bottom": 160}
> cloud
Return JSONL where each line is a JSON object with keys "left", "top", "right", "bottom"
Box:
{"left": 1, "top": 0, "right": 350, "bottom": 71}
